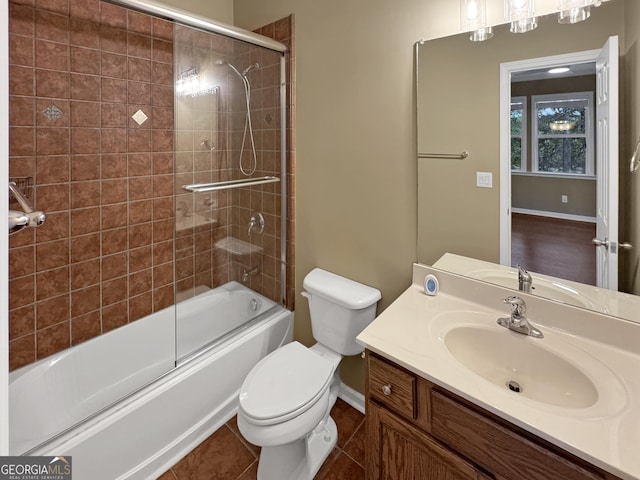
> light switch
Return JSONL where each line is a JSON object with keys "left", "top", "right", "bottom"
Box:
{"left": 476, "top": 172, "right": 493, "bottom": 188}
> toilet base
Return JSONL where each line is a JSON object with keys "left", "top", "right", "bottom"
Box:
{"left": 257, "top": 416, "right": 338, "bottom": 480}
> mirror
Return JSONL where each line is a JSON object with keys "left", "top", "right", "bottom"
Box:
{"left": 417, "top": 0, "right": 640, "bottom": 321}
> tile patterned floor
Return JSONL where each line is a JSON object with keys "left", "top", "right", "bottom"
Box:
{"left": 158, "top": 398, "right": 365, "bottom": 480}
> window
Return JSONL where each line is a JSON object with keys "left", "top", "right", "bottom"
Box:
{"left": 532, "top": 92, "right": 594, "bottom": 175}
{"left": 510, "top": 96, "right": 527, "bottom": 171}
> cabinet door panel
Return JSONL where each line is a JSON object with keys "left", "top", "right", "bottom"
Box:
{"left": 372, "top": 402, "right": 488, "bottom": 480}
{"left": 431, "top": 391, "right": 603, "bottom": 480}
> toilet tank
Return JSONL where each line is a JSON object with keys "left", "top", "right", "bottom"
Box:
{"left": 303, "top": 268, "right": 381, "bottom": 356}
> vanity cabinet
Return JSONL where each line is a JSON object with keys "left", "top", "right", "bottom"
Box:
{"left": 365, "top": 351, "right": 621, "bottom": 480}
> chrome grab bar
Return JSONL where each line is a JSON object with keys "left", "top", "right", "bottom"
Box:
{"left": 418, "top": 151, "right": 469, "bottom": 160}
{"left": 182, "top": 176, "right": 280, "bottom": 193}
{"left": 9, "top": 210, "right": 29, "bottom": 230}
{"left": 9, "top": 181, "right": 46, "bottom": 234}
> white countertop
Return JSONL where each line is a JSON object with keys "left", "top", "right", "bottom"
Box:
{"left": 357, "top": 264, "right": 640, "bottom": 480}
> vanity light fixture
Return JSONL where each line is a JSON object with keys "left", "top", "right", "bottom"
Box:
{"left": 470, "top": 27, "right": 494, "bottom": 42}
{"left": 460, "top": 0, "right": 494, "bottom": 41}
{"left": 557, "top": 0, "right": 593, "bottom": 24}
{"left": 505, "top": 0, "right": 538, "bottom": 33}
{"left": 549, "top": 120, "right": 576, "bottom": 131}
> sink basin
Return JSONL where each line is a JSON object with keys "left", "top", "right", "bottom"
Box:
{"left": 468, "top": 269, "right": 596, "bottom": 310}
{"left": 445, "top": 325, "right": 597, "bottom": 408}
{"left": 431, "top": 311, "right": 627, "bottom": 415}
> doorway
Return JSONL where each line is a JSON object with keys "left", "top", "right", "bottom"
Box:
{"left": 499, "top": 39, "right": 619, "bottom": 288}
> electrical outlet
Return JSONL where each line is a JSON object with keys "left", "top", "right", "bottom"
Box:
{"left": 562, "top": 195, "right": 568, "bottom": 203}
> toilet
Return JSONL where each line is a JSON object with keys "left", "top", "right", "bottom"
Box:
{"left": 237, "top": 268, "right": 381, "bottom": 480}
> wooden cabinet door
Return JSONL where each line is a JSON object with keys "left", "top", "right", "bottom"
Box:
{"left": 367, "top": 401, "right": 490, "bottom": 480}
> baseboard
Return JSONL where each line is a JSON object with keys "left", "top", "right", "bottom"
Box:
{"left": 338, "top": 382, "right": 365, "bottom": 414}
{"left": 512, "top": 208, "right": 596, "bottom": 224}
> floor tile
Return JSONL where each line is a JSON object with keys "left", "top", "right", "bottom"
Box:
{"left": 318, "top": 452, "right": 365, "bottom": 480}
{"left": 236, "top": 461, "right": 258, "bottom": 480}
{"left": 159, "top": 399, "right": 364, "bottom": 479}
{"left": 314, "top": 447, "right": 340, "bottom": 480}
{"left": 344, "top": 420, "right": 365, "bottom": 467}
{"left": 171, "top": 425, "right": 256, "bottom": 480}
{"left": 156, "top": 471, "right": 177, "bottom": 480}
{"left": 226, "top": 415, "right": 261, "bottom": 457}
{"left": 331, "top": 399, "right": 364, "bottom": 448}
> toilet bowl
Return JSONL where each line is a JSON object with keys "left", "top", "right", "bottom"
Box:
{"left": 237, "top": 268, "right": 381, "bottom": 480}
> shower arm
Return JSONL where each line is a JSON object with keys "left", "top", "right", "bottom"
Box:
{"left": 9, "top": 182, "right": 46, "bottom": 228}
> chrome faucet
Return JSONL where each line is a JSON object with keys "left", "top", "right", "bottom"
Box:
{"left": 517, "top": 265, "right": 532, "bottom": 293}
{"left": 497, "top": 296, "right": 543, "bottom": 338}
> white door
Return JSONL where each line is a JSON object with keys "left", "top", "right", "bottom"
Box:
{"left": 594, "top": 35, "right": 619, "bottom": 290}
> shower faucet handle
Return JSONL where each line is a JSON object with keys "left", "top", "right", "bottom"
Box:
{"left": 248, "top": 212, "right": 265, "bottom": 235}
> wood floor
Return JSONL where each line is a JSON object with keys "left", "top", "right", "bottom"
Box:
{"left": 511, "top": 213, "right": 596, "bottom": 286}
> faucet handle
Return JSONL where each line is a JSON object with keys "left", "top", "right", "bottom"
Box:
{"left": 503, "top": 295, "right": 526, "bottom": 317}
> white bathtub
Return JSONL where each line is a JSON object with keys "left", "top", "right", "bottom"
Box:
{"left": 9, "top": 282, "right": 293, "bottom": 480}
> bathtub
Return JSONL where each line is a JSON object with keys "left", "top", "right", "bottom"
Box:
{"left": 9, "top": 281, "right": 293, "bottom": 480}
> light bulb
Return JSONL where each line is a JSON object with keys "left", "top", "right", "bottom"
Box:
{"left": 467, "top": 1, "right": 480, "bottom": 20}
{"left": 461, "top": 0, "right": 488, "bottom": 32}
{"left": 505, "top": 0, "right": 535, "bottom": 20}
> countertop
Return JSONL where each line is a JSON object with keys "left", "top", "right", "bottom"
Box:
{"left": 357, "top": 263, "right": 640, "bottom": 480}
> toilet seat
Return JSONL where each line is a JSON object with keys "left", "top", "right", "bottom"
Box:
{"left": 239, "top": 341, "right": 334, "bottom": 426}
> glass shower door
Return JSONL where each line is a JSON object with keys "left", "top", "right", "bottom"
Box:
{"left": 173, "top": 24, "right": 285, "bottom": 362}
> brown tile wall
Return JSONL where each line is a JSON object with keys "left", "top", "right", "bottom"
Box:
{"left": 8, "top": 0, "right": 175, "bottom": 370}
{"left": 8, "top": 2, "right": 295, "bottom": 371}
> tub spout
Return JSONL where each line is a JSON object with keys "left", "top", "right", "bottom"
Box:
{"left": 242, "top": 266, "right": 260, "bottom": 282}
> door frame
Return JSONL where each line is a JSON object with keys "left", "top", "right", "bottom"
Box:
{"left": 499, "top": 48, "right": 601, "bottom": 267}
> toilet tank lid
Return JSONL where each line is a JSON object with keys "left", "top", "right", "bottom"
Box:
{"left": 303, "top": 268, "right": 381, "bottom": 309}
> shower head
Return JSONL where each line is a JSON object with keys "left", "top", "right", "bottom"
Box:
{"left": 241, "top": 63, "right": 259, "bottom": 76}
{"left": 215, "top": 60, "right": 259, "bottom": 79}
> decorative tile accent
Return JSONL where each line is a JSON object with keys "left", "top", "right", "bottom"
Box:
{"left": 132, "top": 109, "right": 148, "bottom": 126}
{"left": 43, "top": 104, "right": 63, "bottom": 121}
{"left": 264, "top": 113, "right": 273, "bottom": 125}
